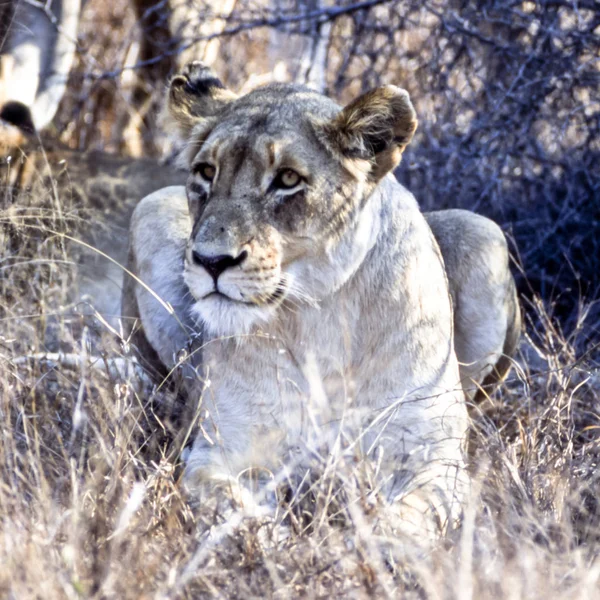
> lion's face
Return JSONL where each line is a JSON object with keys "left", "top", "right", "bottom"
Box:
{"left": 181, "top": 88, "right": 362, "bottom": 336}
{"left": 169, "top": 63, "right": 417, "bottom": 337}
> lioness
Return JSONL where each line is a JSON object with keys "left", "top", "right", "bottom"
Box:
{"left": 122, "top": 62, "right": 520, "bottom": 532}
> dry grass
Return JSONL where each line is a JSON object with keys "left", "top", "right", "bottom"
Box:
{"left": 2, "top": 0, "right": 599, "bottom": 596}
{"left": 1, "top": 169, "right": 600, "bottom": 599}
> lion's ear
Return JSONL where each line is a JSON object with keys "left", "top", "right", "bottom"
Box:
{"left": 319, "top": 86, "right": 417, "bottom": 181}
{"left": 165, "top": 61, "right": 238, "bottom": 139}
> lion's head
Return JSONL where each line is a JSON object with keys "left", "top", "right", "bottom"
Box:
{"left": 166, "top": 62, "right": 417, "bottom": 337}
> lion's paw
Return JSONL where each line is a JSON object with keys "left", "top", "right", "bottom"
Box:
{"left": 182, "top": 450, "right": 275, "bottom": 518}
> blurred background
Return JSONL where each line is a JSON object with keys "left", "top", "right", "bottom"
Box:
{"left": 2, "top": 0, "right": 599, "bottom": 341}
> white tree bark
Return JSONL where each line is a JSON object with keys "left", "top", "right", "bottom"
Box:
{"left": 2, "top": 0, "right": 82, "bottom": 130}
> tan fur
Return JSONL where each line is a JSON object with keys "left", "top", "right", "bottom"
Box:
{"left": 122, "top": 62, "right": 519, "bottom": 536}
{"left": 0, "top": 97, "right": 519, "bottom": 410}
{"left": 0, "top": 109, "right": 519, "bottom": 364}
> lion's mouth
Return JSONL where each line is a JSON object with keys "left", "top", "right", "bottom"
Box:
{"left": 201, "top": 281, "right": 286, "bottom": 306}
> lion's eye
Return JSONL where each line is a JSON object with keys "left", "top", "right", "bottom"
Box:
{"left": 274, "top": 169, "right": 302, "bottom": 190}
{"left": 195, "top": 163, "right": 216, "bottom": 182}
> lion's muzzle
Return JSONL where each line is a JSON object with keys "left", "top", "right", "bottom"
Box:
{"left": 183, "top": 230, "right": 287, "bottom": 339}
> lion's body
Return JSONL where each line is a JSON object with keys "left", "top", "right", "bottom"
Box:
{"left": 121, "top": 62, "right": 520, "bottom": 532}
{"left": 0, "top": 116, "right": 519, "bottom": 395}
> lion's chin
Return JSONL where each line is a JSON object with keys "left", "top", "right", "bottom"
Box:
{"left": 190, "top": 294, "right": 277, "bottom": 338}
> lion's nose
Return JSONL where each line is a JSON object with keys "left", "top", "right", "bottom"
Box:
{"left": 191, "top": 250, "right": 248, "bottom": 283}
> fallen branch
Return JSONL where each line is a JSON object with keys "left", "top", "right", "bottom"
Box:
{"left": 7, "top": 352, "right": 150, "bottom": 382}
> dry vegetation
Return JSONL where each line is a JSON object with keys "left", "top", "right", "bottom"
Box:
{"left": 1, "top": 0, "right": 599, "bottom": 597}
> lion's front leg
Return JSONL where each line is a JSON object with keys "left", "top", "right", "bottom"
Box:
{"left": 366, "top": 391, "right": 470, "bottom": 535}
{"left": 357, "top": 349, "right": 470, "bottom": 535}
{"left": 123, "top": 186, "right": 204, "bottom": 383}
{"left": 182, "top": 408, "right": 287, "bottom": 515}
{"left": 182, "top": 415, "right": 276, "bottom": 514}
{"left": 182, "top": 419, "right": 254, "bottom": 509}
{"left": 181, "top": 340, "right": 297, "bottom": 507}
{"left": 182, "top": 384, "right": 255, "bottom": 487}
